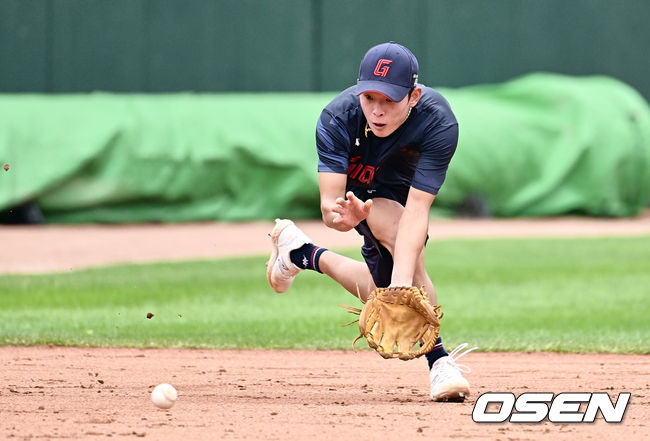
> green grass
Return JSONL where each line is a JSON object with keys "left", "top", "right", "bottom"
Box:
{"left": 0, "top": 236, "right": 648, "bottom": 353}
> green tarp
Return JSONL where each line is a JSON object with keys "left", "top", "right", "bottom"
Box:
{"left": 1, "top": 73, "right": 649, "bottom": 223}
{"left": 440, "top": 74, "right": 650, "bottom": 217}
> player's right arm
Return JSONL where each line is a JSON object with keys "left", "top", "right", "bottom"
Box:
{"left": 318, "top": 173, "right": 372, "bottom": 231}
{"left": 316, "top": 100, "right": 372, "bottom": 231}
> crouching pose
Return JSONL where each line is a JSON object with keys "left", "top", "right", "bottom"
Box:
{"left": 266, "top": 42, "right": 476, "bottom": 402}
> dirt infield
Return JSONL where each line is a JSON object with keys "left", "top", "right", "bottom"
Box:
{"left": 1, "top": 347, "right": 647, "bottom": 440}
{"left": 1, "top": 211, "right": 649, "bottom": 274}
{"left": 1, "top": 214, "right": 649, "bottom": 440}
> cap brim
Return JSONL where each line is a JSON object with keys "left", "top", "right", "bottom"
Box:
{"left": 354, "top": 80, "right": 410, "bottom": 102}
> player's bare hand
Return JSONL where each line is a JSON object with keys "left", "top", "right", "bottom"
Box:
{"left": 331, "top": 191, "right": 372, "bottom": 228}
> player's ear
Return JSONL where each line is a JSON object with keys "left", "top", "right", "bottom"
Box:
{"left": 408, "top": 87, "right": 422, "bottom": 108}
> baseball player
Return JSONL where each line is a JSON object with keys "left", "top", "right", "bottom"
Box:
{"left": 267, "top": 42, "right": 476, "bottom": 402}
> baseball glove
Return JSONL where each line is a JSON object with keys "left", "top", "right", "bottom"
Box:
{"left": 341, "top": 286, "right": 443, "bottom": 361}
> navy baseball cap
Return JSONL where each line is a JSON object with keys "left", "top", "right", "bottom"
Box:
{"left": 354, "top": 42, "right": 419, "bottom": 102}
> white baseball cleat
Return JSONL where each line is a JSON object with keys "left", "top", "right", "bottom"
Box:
{"left": 266, "top": 219, "right": 312, "bottom": 293}
{"left": 430, "top": 343, "right": 478, "bottom": 402}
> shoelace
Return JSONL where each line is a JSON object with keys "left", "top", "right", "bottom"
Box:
{"left": 433, "top": 343, "right": 478, "bottom": 381}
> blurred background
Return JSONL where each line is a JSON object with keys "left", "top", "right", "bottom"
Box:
{"left": 1, "top": 0, "right": 649, "bottom": 223}
{"left": 3, "top": 0, "right": 650, "bottom": 96}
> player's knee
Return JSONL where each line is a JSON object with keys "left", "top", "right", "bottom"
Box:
{"left": 366, "top": 198, "right": 403, "bottom": 252}
{"left": 367, "top": 222, "right": 398, "bottom": 254}
{"left": 353, "top": 275, "right": 377, "bottom": 303}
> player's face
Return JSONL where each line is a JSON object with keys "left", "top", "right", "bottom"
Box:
{"left": 359, "top": 89, "right": 420, "bottom": 137}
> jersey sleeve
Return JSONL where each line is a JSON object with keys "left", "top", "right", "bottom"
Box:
{"left": 411, "top": 123, "right": 459, "bottom": 195}
{"left": 316, "top": 110, "right": 350, "bottom": 174}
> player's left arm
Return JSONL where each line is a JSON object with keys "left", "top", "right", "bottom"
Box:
{"left": 389, "top": 118, "right": 458, "bottom": 287}
{"left": 389, "top": 187, "right": 435, "bottom": 286}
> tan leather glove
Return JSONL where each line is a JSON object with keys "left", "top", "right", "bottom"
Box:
{"left": 343, "top": 286, "right": 443, "bottom": 360}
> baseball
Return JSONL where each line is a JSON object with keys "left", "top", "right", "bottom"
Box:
{"left": 151, "top": 383, "right": 177, "bottom": 409}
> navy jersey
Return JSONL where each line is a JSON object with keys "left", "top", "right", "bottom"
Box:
{"left": 316, "top": 85, "right": 458, "bottom": 205}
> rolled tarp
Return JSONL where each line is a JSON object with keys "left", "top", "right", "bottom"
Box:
{"left": 0, "top": 73, "right": 648, "bottom": 223}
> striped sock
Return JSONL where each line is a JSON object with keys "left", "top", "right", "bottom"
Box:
{"left": 425, "top": 337, "right": 448, "bottom": 370}
{"left": 289, "top": 243, "right": 327, "bottom": 273}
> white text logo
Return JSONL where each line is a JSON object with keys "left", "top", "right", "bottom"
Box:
{"left": 472, "top": 392, "right": 631, "bottom": 423}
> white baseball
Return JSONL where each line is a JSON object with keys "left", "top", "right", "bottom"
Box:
{"left": 151, "top": 383, "right": 178, "bottom": 409}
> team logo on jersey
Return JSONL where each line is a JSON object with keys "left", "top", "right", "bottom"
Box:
{"left": 373, "top": 59, "right": 392, "bottom": 77}
{"left": 348, "top": 156, "right": 375, "bottom": 184}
